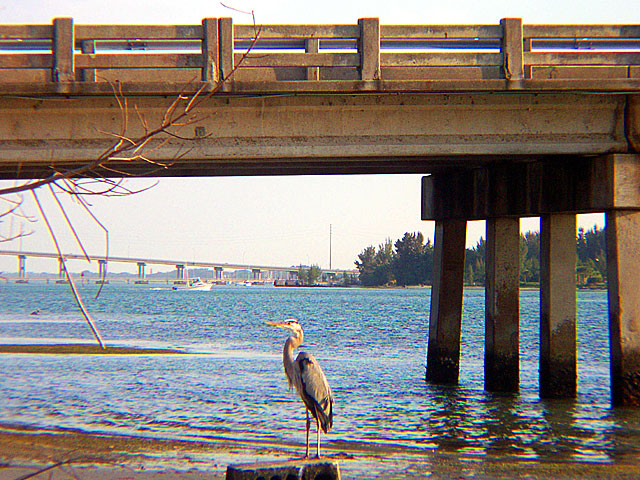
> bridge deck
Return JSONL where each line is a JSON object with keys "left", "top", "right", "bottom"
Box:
{"left": 0, "top": 249, "right": 355, "bottom": 275}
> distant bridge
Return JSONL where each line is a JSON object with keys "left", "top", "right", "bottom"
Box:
{"left": 0, "top": 249, "right": 356, "bottom": 282}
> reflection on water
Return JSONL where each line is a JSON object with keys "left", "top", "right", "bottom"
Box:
{"left": 1, "top": 283, "right": 640, "bottom": 466}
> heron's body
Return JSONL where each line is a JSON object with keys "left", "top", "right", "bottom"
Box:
{"left": 268, "top": 319, "right": 333, "bottom": 458}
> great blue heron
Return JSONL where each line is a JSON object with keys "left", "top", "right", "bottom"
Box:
{"left": 267, "top": 318, "right": 334, "bottom": 458}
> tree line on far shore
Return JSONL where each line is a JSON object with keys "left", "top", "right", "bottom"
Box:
{"left": 355, "top": 226, "right": 606, "bottom": 287}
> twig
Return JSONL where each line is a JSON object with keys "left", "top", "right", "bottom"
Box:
{"left": 48, "top": 184, "right": 90, "bottom": 262}
{"left": 75, "top": 193, "right": 109, "bottom": 299}
{"left": 32, "top": 190, "right": 105, "bottom": 349}
{"left": 14, "top": 459, "right": 70, "bottom": 480}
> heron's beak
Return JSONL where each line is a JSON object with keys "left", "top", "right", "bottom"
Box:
{"left": 266, "top": 320, "right": 284, "bottom": 328}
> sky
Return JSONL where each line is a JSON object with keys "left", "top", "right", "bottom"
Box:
{"left": 1, "top": 0, "right": 634, "bottom": 275}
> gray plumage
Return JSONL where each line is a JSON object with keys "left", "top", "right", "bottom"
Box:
{"left": 267, "top": 318, "right": 334, "bottom": 458}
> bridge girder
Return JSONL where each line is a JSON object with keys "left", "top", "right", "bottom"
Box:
{"left": 0, "top": 92, "right": 637, "bottom": 179}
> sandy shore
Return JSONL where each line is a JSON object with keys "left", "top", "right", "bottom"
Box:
{"left": 0, "top": 344, "right": 181, "bottom": 355}
{"left": 0, "top": 427, "right": 231, "bottom": 480}
{"left": 3, "top": 425, "right": 640, "bottom": 480}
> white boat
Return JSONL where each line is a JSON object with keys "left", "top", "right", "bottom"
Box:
{"left": 172, "top": 277, "right": 212, "bottom": 291}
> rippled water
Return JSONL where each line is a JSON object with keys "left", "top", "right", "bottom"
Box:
{"left": 1, "top": 282, "right": 639, "bottom": 467}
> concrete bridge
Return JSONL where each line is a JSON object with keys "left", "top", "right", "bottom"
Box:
{"left": 0, "top": 249, "right": 354, "bottom": 283}
{"left": 1, "top": 17, "right": 640, "bottom": 405}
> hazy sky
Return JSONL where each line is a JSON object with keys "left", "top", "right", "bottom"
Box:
{"left": 1, "top": 0, "right": 633, "bottom": 274}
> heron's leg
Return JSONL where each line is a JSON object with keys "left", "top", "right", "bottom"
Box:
{"left": 316, "top": 416, "right": 321, "bottom": 458}
{"left": 304, "top": 410, "right": 310, "bottom": 458}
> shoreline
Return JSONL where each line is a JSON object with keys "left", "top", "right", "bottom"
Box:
{"left": 0, "top": 344, "right": 183, "bottom": 355}
{"left": 2, "top": 425, "right": 640, "bottom": 480}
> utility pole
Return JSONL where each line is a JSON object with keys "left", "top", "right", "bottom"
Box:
{"left": 329, "top": 224, "right": 332, "bottom": 270}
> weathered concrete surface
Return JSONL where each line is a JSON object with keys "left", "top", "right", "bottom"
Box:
{"left": 225, "top": 460, "right": 340, "bottom": 480}
{"left": 422, "top": 154, "right": 640, "bottom": 221}
{"left": 0, "top": 93, "right": 629, "bottom": 179}
{"left": 540, "top": 214, "right": 577, "bottom": 398}
{"left": 426, "top": 219, "right": 466, "bottom": 385}
{"left": 485, "top": 217, "right": 520, "bottom": 393}
{"left": 607, "top": 210, "right": 640, "bottom": 406}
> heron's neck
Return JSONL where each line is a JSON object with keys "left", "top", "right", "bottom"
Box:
{"left": 283, "top": 331, "right": 303, "bottom": 385}
{"left": 284, "top": 331, "right": 303, "bottom": 360}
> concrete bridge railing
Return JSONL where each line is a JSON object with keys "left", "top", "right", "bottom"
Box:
{"left": 1, "top": 18, "right": 639, "bottom": 95}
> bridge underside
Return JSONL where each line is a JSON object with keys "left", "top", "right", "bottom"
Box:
{"left": 0, "top": 91, "right": 638, "bottom": 179}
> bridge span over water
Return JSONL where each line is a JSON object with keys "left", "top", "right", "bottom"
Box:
{"left": 2, "top": 17, "right": 640, "bottom": 405}
{"left": 0, "top": 249, "right": 354, "bottom": 283}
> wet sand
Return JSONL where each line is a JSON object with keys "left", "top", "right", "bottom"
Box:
{"left": 0, "top": 344, "right": 181, "bottom": 355}
{"left": 4, "top": 424, "right": 640, "bottom": 480}
{"left": 3, "top": 344, "right": 640, "bottom": 479}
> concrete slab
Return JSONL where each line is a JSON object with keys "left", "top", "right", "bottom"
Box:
{"left": 225, "top": 460, "right": 340, "bottom": 480}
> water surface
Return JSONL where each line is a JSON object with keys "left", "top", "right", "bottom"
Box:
{"left": 1, "top": 282, "right": 638, "bottom": 471}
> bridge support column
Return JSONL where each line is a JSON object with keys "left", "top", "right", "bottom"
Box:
{"left": 422, "top": 154, "right": 640, "bottom": 404}
{"left": 607, "top": 210, "right": 640, "bottom": 406}
{"left": 485, "top": 217, "right": 520, "bottom": 393}
{"left": 252, "top": 269, "right": 261, "bottom": 281}
{"left": 540, "top": 214, "right": 577, "bottom": 398}
{"left": 426, "top": 218, "right": 466, "bottom": 385}
{"left": 215, "top": 266, "right": 223, "bottom": 281}
{"left": 56, "top": 257, "right": 68, "bottom": 283}
{"left": 96, "top": 259, "right": 108, "bottom": 284}
{"left": 175, "top": 264, "right": 185, "bottom": 283}
{"left": 289, "top": 270, "right": 298, "bottom": 281}
{"left": 135, "top": 262, "right": 148, "bottom": 284}
{"left": 16, "top": 255, "right": 27, "bottom": 283}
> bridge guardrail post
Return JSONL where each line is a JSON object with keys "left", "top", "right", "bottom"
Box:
{"left": 52, "top": 17, "right": 75, "bottom": 83}
{"left": 358, "top": 18, "right": 380, "bottom": 82}
{"left": 79, "top": 39, "right": 96, "bottom": 82}
{"left": 305, "top": 38, "right": 320, "bottom": 81}
{"left": 500, "top": 18, "right": 524, "bottom": 83}
{"left": 219, "top": 17, "right": 234, "bottom": 90}
{"left": 202, "top": 18, "right": 220, "bottom": 83}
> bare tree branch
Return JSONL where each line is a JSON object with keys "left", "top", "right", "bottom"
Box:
{"left": 32, "top": 190, "right": 105, "bottom": 349}
{"left": 0, "top": 14, "right": 263, "bottom": 342}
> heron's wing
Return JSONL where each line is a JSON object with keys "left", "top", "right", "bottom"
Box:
{"left": 296, "top": 352, "right": 334, "bottom": 432}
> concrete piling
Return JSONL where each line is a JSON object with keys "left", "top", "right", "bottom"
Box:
{"left": 422, "top": 155, "right": 640, "bottom": 405}
{"left": 96, "top": 259, "right": 108, "bottom": 284}
{"left": 426, "top": 218, "right": 467, "bottom": 385}
{"left": 56, "top": 256, "right": 68, "bottom": 284}
{"left": 16, "top": 254, "right": 27, "bottom": 283}
{"left": 485, "top": 217, "right": 520, "bottom": 393}
{"left": 225, "top": 460, "right": 340, "bottom": 480}
{"left": 135, "top": 262, "right": 149, "bottom": 284}
{"left": 539, "top": 214, "right": 577, "bottom": 398}
{"left": 175, "top": 264, "right": 185, "bottom": 283}
{"left": 606, "top": 210, "right": 640, "bottom": 406}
